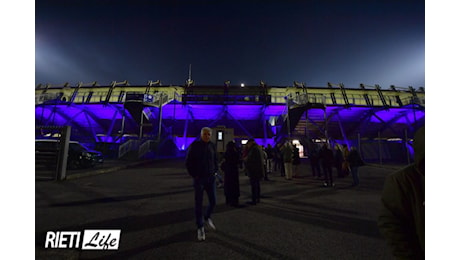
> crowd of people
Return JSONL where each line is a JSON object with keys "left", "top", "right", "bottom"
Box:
{"left": 219, "top": 137, "right": 366, "bottom": 207}
{"left": 186, "top": 126, "right": 425, "bottom": 259}
{"left": 185, "top": 127, "right": 365, "bottom": 241}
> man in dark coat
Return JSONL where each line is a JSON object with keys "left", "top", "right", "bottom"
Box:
{"left": 245, "top": 139, "right": 265, "bottom": 205}
{"left": 378, "top": 126, "right": 425, "bottom": 259}
{"left": 185, "top": 127, "right": 219, "bottom": 241}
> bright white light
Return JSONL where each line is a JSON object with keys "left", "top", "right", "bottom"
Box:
{"left": 292, "top": 139, "right": 304, "bottom": 157}
{"left": 241, "top": 139, "right": 248, "bottom": 145}
{"left": 240, "top": 83, "right": 245, "bottom": 87}
{"left": 269, "top": 116, "right": 277, "bottom": 126}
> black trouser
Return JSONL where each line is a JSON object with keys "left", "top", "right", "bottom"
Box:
{"left": 311, "top": 160, "right": 321, "bottom": 177}
{"left": 278, "top": 159, "right": 285, "bottom": 176}
{"left": 322, "top": 164, "right": 333, "bottom": 186}
{"left": 249, "top": 177, "right": 261, "bottom": 203}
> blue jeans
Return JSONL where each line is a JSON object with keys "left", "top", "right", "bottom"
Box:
{"left": 351, "top": 166, "right": 359, "bottom": 185}
{"left": 193, "top": 175, "right": 216, "bottom": 228}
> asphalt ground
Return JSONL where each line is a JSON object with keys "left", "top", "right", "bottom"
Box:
{"left": 35, "top": 158, "right": 401, "bottom": 259}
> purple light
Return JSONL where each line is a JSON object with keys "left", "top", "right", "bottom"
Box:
{"left": 89, "top": 104, "right": 124, "bottom": 120}
{"left": 371, "top": 108, "right": 424, "bottom": 124}
{"left": 265, "top": 105, "right": 286, "bottom": 116}
{"left": 188, "top": 105, "right": 224, "bottom": 120}
{"left": 36, "top": 101, "right": 425, "bottom": 150}
{"left": 174, "top": 136, "right": 197, "bottom": 150}
{"left": 227, "top": 105, "right": 265, "bottom": 120}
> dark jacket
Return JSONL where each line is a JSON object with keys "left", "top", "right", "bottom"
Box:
{"left": 223, "top": 144, "right": 240, "bottom": 173}
{"left": 319, "top": 146, "right": 334, "bottom": 166}
{"left": 185, "top": 140, "right": 218, "bottom": 178}
{"left": 378, "top": 127, "right": 425, "bottom": 259}
{"left": 245, "top": 144, "right": 265, "bottom": 179}
{"left": 281, "top": 144, "right": 293, "bottom": 163}
{"left": 223, "top": 144, "right": 241, "bottom": 198}
{"left": 292, "top": 147, "right": 300, "bottom": 165}
{"left": 348, "top": 149, "right": 364, "bottom": 167}
{"left": 334, "top": 148, "right": 344, "bottom": 166}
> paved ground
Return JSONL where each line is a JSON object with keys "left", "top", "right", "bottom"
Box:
{"left": 35, "top": 158, "right": 401, "bottom": 259}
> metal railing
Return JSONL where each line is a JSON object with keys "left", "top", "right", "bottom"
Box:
{"left": 287, "top": 93, "right": 425, "bottom": 108}
{"left": 35, "top": 93, "right": 61, "bottom": 105}
{"left": 138, "top": 140, "right": 153, "bottom": 159}
{"left": 118, "top": 139, "right": 139, "bottom": 158}
{"left": 36, "top": 86, "right": 424, "bottom": 108}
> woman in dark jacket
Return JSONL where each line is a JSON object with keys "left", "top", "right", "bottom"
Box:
{"left": 222, "top": 141, "right": 241, "bottom": 207}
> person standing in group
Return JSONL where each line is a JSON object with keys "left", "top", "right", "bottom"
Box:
{"left": 281, "top": 141, "right": 294, "bottom": 180}
{"left": 261, "top": 145, "right": 268, "bottom": 180}
{"left": 265, "top": 144, "right": 274, "bottom": 181}
{"left": 274, "top": 142, "right": 285, "bottom": 177}
{"left": 241, "top": 142, "right": 249, "bottom": 173}
{"left": 185, "top": 127, "right": 218, "bottom": 241}
{"left": 378, "top": 126, "right": 424, "bottom": 259}
{"left": 222, "top": 141, "right": 241, "bottom": 207}
{"left": 319, "top": 143, "right": 334, "bottom": 187}
{"left": 342, "top": 144, "right": 350, "bottom": 177}
{"left": 334, "top": 144, "right": 344, "bottom": 178}
{"left": 292, "top": 144, "right": 300, "bottom": 177}
{"left": 348, "top": 146, "right": 364, "bottom": 186}
{"left": 244, "top": 139, "right": 265, "bottom": 205}
{"left": 308, "top": 143, "right": 321, "bottom": 179}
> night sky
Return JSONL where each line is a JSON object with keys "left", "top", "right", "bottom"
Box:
{"left": 35, "top": 0, "right": 425, "bottom": 88}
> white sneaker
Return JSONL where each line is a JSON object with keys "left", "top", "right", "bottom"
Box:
{"left": 197, "top": 227, "right": 205, "bottom": 241}
{"left": 205, "top": 218, "right": 216, "bottom": 230}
